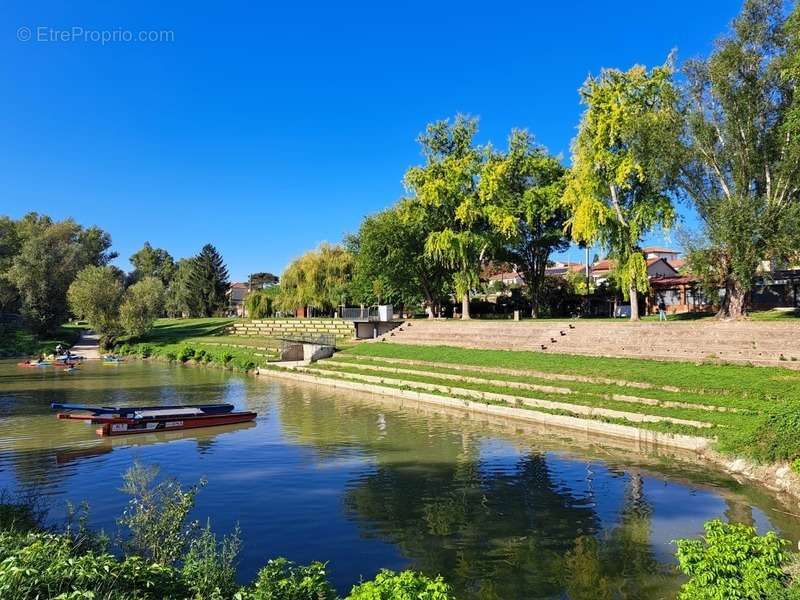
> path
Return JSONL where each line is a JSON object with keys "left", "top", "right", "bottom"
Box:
{"left": 70, "top": 330, "right": 101, "bottom": 360}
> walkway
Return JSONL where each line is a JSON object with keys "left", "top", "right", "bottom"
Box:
{"left": 70, "top": 330, "right": 101, "bottom": 360}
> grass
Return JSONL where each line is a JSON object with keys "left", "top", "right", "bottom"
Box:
{"left": 330, "top": 342, "right": 800, "bottom": 463}
{"left": 112, "top": 318, "right": 277, "bottom": 371}
{"left": 0, "top": 324, "right": 85, "bottom": 358}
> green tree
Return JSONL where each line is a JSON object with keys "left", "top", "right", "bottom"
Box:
{"left": 479, "top": 130, "right": 568, "bottom": 317}
{"left": 563, "top": 63, "right": 681, "bottom": 320}
{"left": 348, "top": 202, "right": 451, "bottom": 317}
{"left": 0, "top": 217, "right": 21, "bottom": 313}
{"left": 120, "top": 276, "right": 165, "bottom": 337}
{"left": 679, "top": 0, "right": 800, "bottom": 318}
{"left": 347, "top": 570, "right": 456, "bottom": 600}
{"left": 129, "top": 242, "right": 176, "bottom": 286}
{"left": 7, "top": 214, "right": 115, "bottom": 333}
{"left": 67, "top": 266, "right": 125, "bottom": 342}
{"left": 404, "top": 116, "right": 516, "bottom": 319}
{"left": 164, "top": 258, "right": 194, "bottom": 318}
{"left": 277, "top": 243, "right": 353, "bottom": 315}
{"left": 248, "top": 272, "right": 279, "bottom": 289}
{"left": 244, "top": 288, "right": 278, "bottom": 318}
{"left": 187, "top": 244, "right": 230, "bottom": 317}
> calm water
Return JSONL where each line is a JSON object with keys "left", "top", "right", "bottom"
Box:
{"left": 1, "top": 360, "right": 798, "bottom": 599}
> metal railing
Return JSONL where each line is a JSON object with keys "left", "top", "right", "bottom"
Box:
{"left": 340, "top": 306, "right": 379, "bottom": 322}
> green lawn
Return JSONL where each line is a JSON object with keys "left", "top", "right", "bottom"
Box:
{"left": 0, "top": 324, "right": 85, "bottom": 358}
{"left": 113, "top": 318, "right": 280, "bottom": 370}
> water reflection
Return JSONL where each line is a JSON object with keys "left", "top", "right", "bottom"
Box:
{"left": 0, "top": 360, "right": 798, "bottom": 598}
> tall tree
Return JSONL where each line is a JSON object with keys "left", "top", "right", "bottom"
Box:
{"left": 404, "top": 116, "right": 515, "bottom": 319}
{"left": 187, "top": 244, "right": 230, "bottom": 317}
{"left": 67, "top": 266, "right": 125, "bottom": 342}
{"left": 120, "top": 276, "right": 165, "bottom": 337}
{"left": 479, "top": 130, "right": 568, "bottom": 317}
{"left": 347, "top": 202, "right": 451, "bottom": 317}
{"left": 164, "top": 258, "right": 195, "bottom": 318}
{"left": 7, "top": 214, "right": 115, "bottom": 333}
{"left": 680, "top": 0, "right": 800, "bottom": 318}
{"left": 277, "top": 243, "right": 352, "bottom": 315}
{"left": 563, "top": 63, "right": 682, "bottom": 320}
{"left": 129, "top": 242, "right": 176, "bottom": 286}
{"left": 0, "top": 217, "right": 21, "bottom": 313}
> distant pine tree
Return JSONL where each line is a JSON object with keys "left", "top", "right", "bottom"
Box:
{"left": 187, "top": 244, "right": 229, "bottom": 317}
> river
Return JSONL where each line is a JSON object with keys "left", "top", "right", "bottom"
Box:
{"left": 1, "top": 359, "right": 797, "bottom": 599}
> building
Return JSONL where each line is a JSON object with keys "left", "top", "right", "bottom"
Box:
{"left": 642, "top": 246, "right": 681, "bottom": 261}
{"left": 590, "top": 256, "right": 678, "bottom": 285}
{"left": 226, "top": 282, "right": 249, "bottom": 317}
{"left": 487, "top": 271, "right": 524, "bottom": 286}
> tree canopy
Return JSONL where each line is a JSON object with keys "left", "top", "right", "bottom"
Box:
{"left": 680, "top": 0, "right": 800, "bottom": 318}
{"left": 277, "top": 243, "right": 353, "bottom": 314}
{"left": 129, "top": 242, "right": 177, "bottom": 287}
{"left": 562, "top": 63, "right": 682, "bottom": 320}
{"left": 479, "top": 130, "right": 568, "bottom": 317}
{"left": 187, "top": 244, "right": 230, "bottom": 317}
{"left": 4, "top": 213, "right": 116, "bottom": 333}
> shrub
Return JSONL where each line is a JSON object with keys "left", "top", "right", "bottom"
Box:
{"left": 674, "top": 519, "right": 788, "bottom": 599}
{"left": 138, "top": 343, "right": 153, "bottom": 358}
{"left": 177, "top": 345, "right": 196, "bottom": 362}
{"left": 0, "top": 531, "right": 187, "bottom": 600}
{"left": 346, "top": 569, "right": 456, "bottom": 600}
{"left": 182, "top": 520, "right": 241, "bottom": 600}
{"left": 239, "top": 558, "right": 336, "bottom": 600}
{"left": 118, "top": 462, "right": 206, "bottom": 565}
{"left": 165, "top": 350, "right": 177, "bottom": 361}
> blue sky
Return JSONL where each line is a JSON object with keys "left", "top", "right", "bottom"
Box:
{"left": 2, "top": 1, "right": 741, "bottom": 281}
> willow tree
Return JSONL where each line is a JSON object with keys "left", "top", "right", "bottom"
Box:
{"left": 479, "top": 130, "right": 568, "bottom": 318}
{"left": 404, "top": 116, "right": 515, "bottom": 319}
{"left": 563, "top": 63, "right": 682, "bottom": 320}
{"left": 680, "top": 0, "right": 800, "bottom": 319}
{"left": 277, "top": 243, "right": 353, "bottom": 315}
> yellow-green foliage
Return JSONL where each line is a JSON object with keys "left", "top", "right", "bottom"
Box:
{"left": 562, "top": 62, "right": 681, "bottom": 295}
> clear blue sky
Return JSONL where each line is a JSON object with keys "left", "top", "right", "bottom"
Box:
{"left": 2, "top": 1, "right": 741, "bottom": 281}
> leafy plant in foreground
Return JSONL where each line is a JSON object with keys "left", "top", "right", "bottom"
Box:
{"left": 674, "top": 519, "right": 788, "bottom": 599}
{"left": 118, "top": 461, "right": 206, "bottom": 565}
{"left": 347, "top": 569, "right": 456, "bottom": 600}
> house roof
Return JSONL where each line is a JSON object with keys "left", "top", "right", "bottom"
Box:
{"left": 642, "top": 246, "right": 680, "bottom": 255}
{"left": 229, "top": 282, "right": 248, "bottom": 289}
{"left": 651, "top": 275, "right": 699, "bottom": 287}
{"left": 592, "top": 259, "right": 615, "bottom": 272}
{"left": 489, "top": 271, "right": 522, "bottom": 281}
{"left": 669, "top": 258, "right": 686, "bottom": 270}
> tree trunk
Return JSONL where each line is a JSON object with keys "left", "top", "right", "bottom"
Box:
{"left": 461, "top": 291, "right": 471, "bottom": 320}
{"left": 717, "top": 278, "right": 747, "bottom": 320}
{"left": 629, "top": 286, "right": 640, "bottom": 321}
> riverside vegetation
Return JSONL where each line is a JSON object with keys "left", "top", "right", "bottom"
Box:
{"left": 0, "top": 462, "right": 456, "bottom": 600}
{"left": 2, "top": 462, "right": 800, "bottom": 599}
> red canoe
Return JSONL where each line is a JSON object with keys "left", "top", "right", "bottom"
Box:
{"left": 95, "top": 411, "right": 257, "bottom": 436}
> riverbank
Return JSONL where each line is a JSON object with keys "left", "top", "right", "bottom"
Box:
{"left": 258, "top": 342, "right": 800, "bottom": 504}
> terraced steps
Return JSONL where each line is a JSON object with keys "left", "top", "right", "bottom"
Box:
{"left": 376, "top": 320, "right": 800, "bottom": 367}
{"left": 297, "top": 364, "right": 714, "bottom": 429}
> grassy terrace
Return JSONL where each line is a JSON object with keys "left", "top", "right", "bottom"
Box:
{"left": 274, "top": 341, "right": 800, "bottom": 463}
{"left": 114, "top": 318, "right": 281, "bottom": 369}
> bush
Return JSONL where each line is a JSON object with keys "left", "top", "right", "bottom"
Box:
{"left": 118, "top": 462, "right": 206, "bottom": 565}
{"left": 239, "top": 558, "right": 336, "bottom": 600}
{"left": 0, "top": 531, "right": 187, "bottom": 600}
{"left": 177, "top": 345, "right": 196, "bottom": 362}
{"left": 675, "top": 519, "right": 788, "bottom": 599}
{"left": 347, "top": 569, "right": 456, "bottom": 600}
{"left": 182, "top": 521, "right": 241, "bottom": 600}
